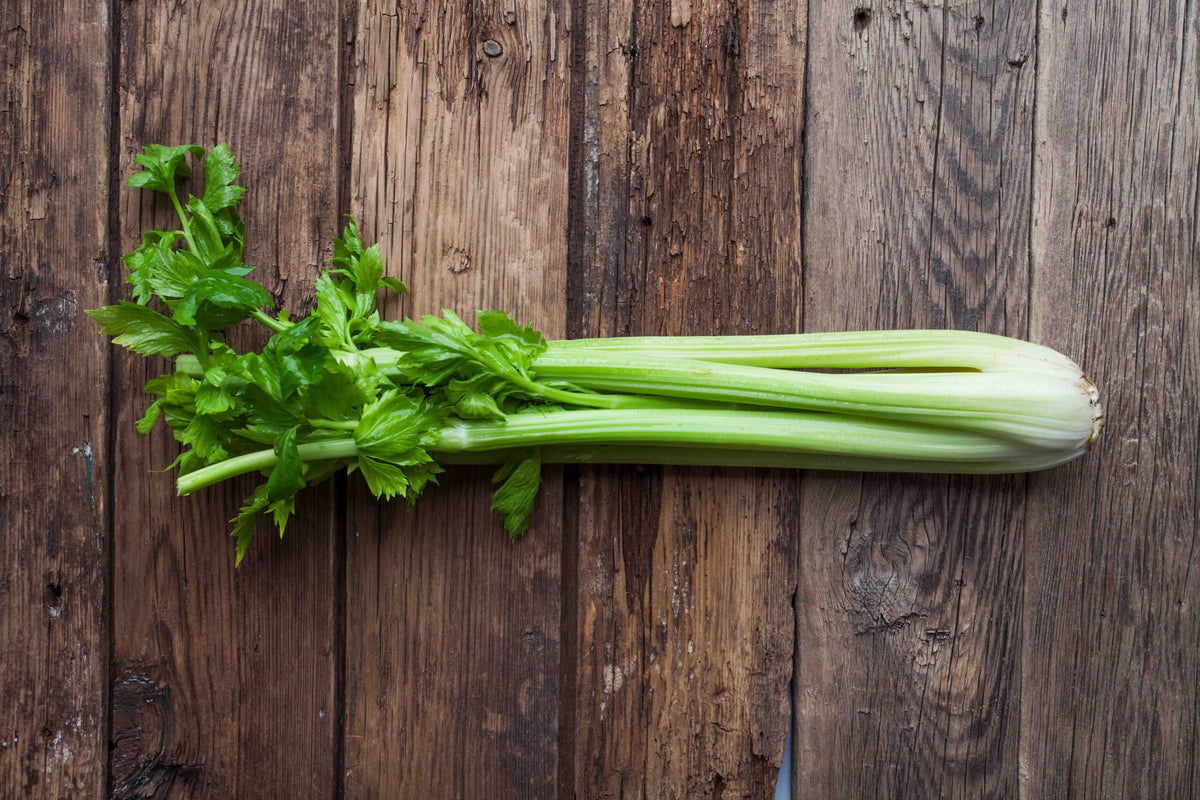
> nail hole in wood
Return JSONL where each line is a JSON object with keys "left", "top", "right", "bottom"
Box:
{"left": 640, "top": 216, "right": 653, "bottom": 228}
{"left": 853, "top": 7, "right": 872, "bottom": 32}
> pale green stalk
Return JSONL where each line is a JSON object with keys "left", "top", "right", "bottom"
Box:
{"left": 177, "top": 408, "right": 1052, "bottom": 496}
{"left": 530, "top": 351, "right": 1099, "bottom": 450}
{"left": 545, "top": 330, "right": 1081, "bottom": 374}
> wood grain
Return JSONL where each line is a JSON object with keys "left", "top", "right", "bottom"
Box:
{"left": 570, "top": 0, "right": 804, "bottom": 795}
{"left": 0, "top": 1, "right": 111, "bottom": 796}
{"left": 1024, "top": 1, "right": 1200, "bottom": 795}
{"left": 6, "top": 2, "right": 1200, "bottom": 796}
{"left": 798, "top": 1, "right": 1036, "bottom": 795}
{"left": 341, "top": 1, "right": 570, "bottom": 795}
{"left": 109, "top": 2, "right": 341, "bottom": 796}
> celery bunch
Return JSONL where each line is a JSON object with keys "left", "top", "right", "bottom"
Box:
{"left": 90, "top": 145, "right": 1103, "bottom": 562}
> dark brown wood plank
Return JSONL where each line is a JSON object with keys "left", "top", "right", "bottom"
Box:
{"left": 1023, "top": 1, "right": 1199, "bottom": 795}
{"left": 108, "top": 3, "right": 341, "bottom": 796}
{"left": 0, "top": 1, "right": 111, "bottom": 796}
{"left": 797, "top": 1, "right": 1036, "bottom": 795}
{"left": 341, "top": 1, "right": 569, "bottom": 795}
{"left": 571, "top": 1, "right": 804, "bottom": 795}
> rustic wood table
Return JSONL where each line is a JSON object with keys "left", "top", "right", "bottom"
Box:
{"left": 3, "top": 1, "right": 1197, "bottom": 797}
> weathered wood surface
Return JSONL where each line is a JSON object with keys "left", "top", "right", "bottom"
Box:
{"left": 1024, "top": 1, "right": 1200, "bottom": 796}
{"left": 570, "top": 0, "right": 803, "bottom": 796}
{"left": 798, "top": 1, "right": 1034, "bottom": 795}
{"left": 341, "top": 1, "right": 570, "bottom": 795}
{"left": 2, "top": 1, "right": 1198, "bottom": 797}
{"left": 108, "top": 2, "right": 341, "bottom": 796}
{"left": 0, "top": 1, "right": 111, "bottom": 797}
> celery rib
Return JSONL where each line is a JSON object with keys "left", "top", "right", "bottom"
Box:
{"left": 178, "top": 408, "right": 1051, "bottom": 496}
{"left": 546, "top": 330, "right": 1081, "bottom": 373}
{"left": 531, "top": 350, "right": 1095, "bottom": 450}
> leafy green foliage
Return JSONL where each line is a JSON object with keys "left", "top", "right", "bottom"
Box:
{"left": 374, "top": 308, "right": 566, "bottom": 416}
{"left": 127, "top": 144, "right": 204, "bottom": 193}
{"left": 202, "top": 142, "right": 247, "bottom": 213}
{"left": 264, "top": 428, "right": 305, "bottom": 499}
{"left": 91, "top": 142, "right": 561, "bottom": 562}
{"left": 124, "top": 231, "right": 183, "bottom": 304}
{"left": 353, "top": 391, "right": 443, "bottom": 501}
{"left": 313, "top": 218, "right": 408, "bottom": 350}
{"left": 85, "top": 302, "right": 199, "bottom": 357}
{"left": 379, "top": 308, "right": 543, "bottom": 382}
{"left": 491, "top": 450, "right": 543, "bottom": 537}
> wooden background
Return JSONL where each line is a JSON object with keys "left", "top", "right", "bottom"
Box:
{"left": 2, "top": 0, "right": 1197, "bottom": 797}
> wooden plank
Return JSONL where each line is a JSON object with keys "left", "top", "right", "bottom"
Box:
{"left": 0, "top": 2, "right": 111, "bottom": 796}
{"left": 1024, "top": 1, "right": 1199, "bottom": 795}
{"left": 571, "top": 1, "right": 804, "bottom": 795}
{"left": 341, "top": 1, "right": 570, "bottom": 795}
{"left": 797, "top": 1, "right": 1036, "bottom": 795}
{"left": 108, "top": 3, "right": 341, "bottom": 796}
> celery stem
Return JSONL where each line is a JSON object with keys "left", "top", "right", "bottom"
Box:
{"left": 177, "top": 408, "right": 1044, "bottom": 496}
{"left": 168, "top": 188, "right": 199, "bottom": 253}
{"left": 252, "top": 309, "right": 291, "bottom": 333}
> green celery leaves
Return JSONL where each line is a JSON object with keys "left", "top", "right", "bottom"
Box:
{"left": 86, "top": 302, "right": 199, "bottom": 357}
{"left": 92, "top": 142, "right": 554, "bottom": 562}
{"left": 353, "top": 391, "right": 443, "bottom": 501}
{"left": 491, "top": 450, "right": 543, "bottom": 537}
{"left": 202, "top": 142, "right": 247, "bottom": 213}
{"left": 128, "top": 144, "right": 205, "bottom": 193}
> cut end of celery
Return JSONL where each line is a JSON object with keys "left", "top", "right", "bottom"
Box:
{"left": 1084, "top": 374, "right": 1104, "bottom": 448}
